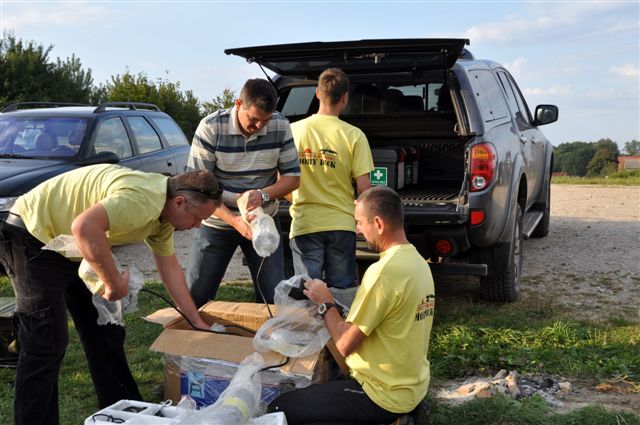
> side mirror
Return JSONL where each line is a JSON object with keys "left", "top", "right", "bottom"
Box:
{"left": 533, "top": 105, "right": 559, "bottom": 126}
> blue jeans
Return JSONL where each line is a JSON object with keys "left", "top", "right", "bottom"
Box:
{"left": 290, "top": 231, "right": 356, "bottom": 288}
{"left": 186, "top": 218, "right": 284, "bottom": 306}
{"left": 0, "top": 219, "right": 141, "bottom": 425}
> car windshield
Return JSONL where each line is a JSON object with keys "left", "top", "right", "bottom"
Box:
{"left": 0, "top": 116, "right": 89, "bottom": 158}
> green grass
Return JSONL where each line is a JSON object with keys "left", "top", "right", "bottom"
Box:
{"left": 1, "top": 277, "right": 638, "bottom": 424}
{"left": 552, "top": 169, "right": 640, "bottom": 185}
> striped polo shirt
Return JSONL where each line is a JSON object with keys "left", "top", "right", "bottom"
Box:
{"left": 188, "top": 105, "right": 300, "bottom": 229}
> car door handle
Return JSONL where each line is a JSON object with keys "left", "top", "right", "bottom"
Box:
{"left": 531, "top": 137, "right": 538, "bottom": 144}
{"left": 519, "top": 135, "right": 527, "bottom": 143}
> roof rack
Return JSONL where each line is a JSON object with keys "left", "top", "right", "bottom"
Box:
{"left": 1, "top": 102, "right": 89, "bottom": 113}
{"left": 93, "top": 102, "right": 161, "bottom": 113}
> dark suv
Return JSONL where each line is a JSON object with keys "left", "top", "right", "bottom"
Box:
{"left": 0, "top": 102, "right": 191, "bottom": 219}
{"left": 226, "top": 39, "right": 558, "bottom": 302}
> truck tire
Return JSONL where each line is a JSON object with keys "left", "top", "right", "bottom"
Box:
{"left": 478, "top": 205, "right": 523, "bottom": 302}
{"left": 531, "top": 178, "right": 550, "bottom": 238}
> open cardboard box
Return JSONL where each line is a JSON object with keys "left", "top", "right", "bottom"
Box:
{"left": 146, "top": 301, "right": 338, "bottom": 407}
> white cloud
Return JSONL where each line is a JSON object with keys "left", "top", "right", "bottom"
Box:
{"left": 610, "top": 64, "right": 640, "bottom": 78}
{"left": 464, "top": 2, "right": 638, "bottom": 46}
{"left": 524, "top": 85, "right": 571, "bottom": 96}
{"left": 3, "top": 2, "right": 124, "bottom": 31}
{"left": 503, "top": 58, "right": 528, "bottom": 80}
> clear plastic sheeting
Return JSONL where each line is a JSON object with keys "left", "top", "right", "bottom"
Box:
{"left": 42, "top": 234, "right": 144, "bottom": 326}
{"left": 177, "top": 353, "right": 264, "bottom": 425}
{"left": 237, "top": 193, "right": 280, "bottom": 258}
{"left": 253, "top": 275, "right": 330, "bottom": 358}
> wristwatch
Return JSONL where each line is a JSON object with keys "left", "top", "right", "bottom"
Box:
{"left": 318, "top": 302, "right": 337, "bottom": 318}
{"left": 257, "top": 189, "right": 270, "bottom": 204}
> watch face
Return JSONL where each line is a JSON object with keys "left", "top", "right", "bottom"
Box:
{"left": 318, "top": 304, "right": 327, "bottom": 315}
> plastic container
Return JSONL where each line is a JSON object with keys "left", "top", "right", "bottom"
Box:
{"left": 370, "top": 148, "right": 405, "bottom": 190}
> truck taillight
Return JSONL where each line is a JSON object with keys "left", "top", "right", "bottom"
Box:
{"left": 470, "top": 143, "right": 497, "bottom": 191}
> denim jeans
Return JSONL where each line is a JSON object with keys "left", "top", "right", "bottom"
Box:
{"left": 290, "top": 231, "right": 356, "bottom": 288}
{"left": 186, "top": 217, "right": 284, "bottom": 306}
{"left": 0, "top": 220, "right": 141, "bottom": 425}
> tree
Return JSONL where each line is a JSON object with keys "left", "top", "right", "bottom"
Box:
{"left": 586, "top": 138, "right": 619, "bottom": 177}
{"left": 202, "top": 88, "right": 236, "bottom": 115}
{"left": 553, "top": 141, "right": 595, "bottom": 176}
{"left": 94, "top": 71, "right": 202, "bottom": 140}
{"left": 0, "top": 32, "right": 93, "bottom": 106}
{"left": 623, "top": 140, "right": 640, "bottom": 156}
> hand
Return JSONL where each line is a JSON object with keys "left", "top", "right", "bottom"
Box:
{"left": 191, "top": 315, "right": 210, "bottom": 331}
{"left": 102, "top": 269, "right": 130, "bottom": 301}
{"left": 233, "top": 215, "right": 253, "bottom": 240}
{"left": 239, "top": 190, "right": 263, "bottom": 211}
{"left": 303, "top": 279, "right": 333, "bottom": 306}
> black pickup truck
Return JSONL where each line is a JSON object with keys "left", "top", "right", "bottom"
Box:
{"left": 226, "top": 39, "right": 558, "bottom": 302}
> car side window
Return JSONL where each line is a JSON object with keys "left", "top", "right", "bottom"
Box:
{"left": 94, "top": 117, "right": 133, "bottom": 158}
{"left": 497, "top": 71, "right": 532, "bottom": 129}
{"left": 128, "top": 116, "right": 163, "bottom": 154}
{"left": 468, "top": 70, "right": 509, "bottom": 123}
{"left": 151, "top": 117, "right": 189, "bottom": 147}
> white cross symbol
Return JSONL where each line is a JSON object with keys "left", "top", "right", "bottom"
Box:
{"left": 374, "top": 169, "right": 384, "bottom": 180}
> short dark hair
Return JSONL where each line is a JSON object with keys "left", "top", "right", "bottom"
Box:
{"left": 357, "top": 186, "right": 404, "bottom": 230}
{"left": 239, "top": 79, "right": 278, "bottom": 112}
{"left": 317, "top": 68, "right": 350, "bottom": 105}
{"left": 167, "top": 170, "right": 221, "bottom": 207}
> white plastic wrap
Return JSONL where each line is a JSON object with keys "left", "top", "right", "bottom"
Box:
{"left": 42, "top": 234, "right": 144, "bottom": 326}
{"left": 253, "top": 275, "right": 330, "bottom": 358}
{"left": 177, "top": 353, "right": 265, "bottom": 425}
{"left": 237, "top": 193, "right": 280, "bottom": 258}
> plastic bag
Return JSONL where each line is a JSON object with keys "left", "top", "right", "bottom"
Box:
{"left": 237, "top": 193, "right": 280, "bottom": 257}
{"left": 177, "top": 353, "right": 264, "bottom": 425}
{"left": 253, "top": 275, "right": 330, "bottom": 358}
{"left": 42, "top": 235, "right": 144, "bottom": 326}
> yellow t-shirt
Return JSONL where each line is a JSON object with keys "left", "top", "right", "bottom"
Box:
{"left": 346, "top": 244, "right": 435, "bottom": 413}
{"left": 15, "top": 164, "right": 175, "bottom": 257}
{"left": 289, "top": 114, "right": 373, "bottom": 238}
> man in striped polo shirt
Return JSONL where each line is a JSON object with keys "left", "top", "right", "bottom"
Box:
{"left": 186, "top": 79, "right": 300, "bottom": 305}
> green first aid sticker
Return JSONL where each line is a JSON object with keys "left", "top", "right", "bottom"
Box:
{"left": 370, "top": 167, "right": 388, "bottom": 186}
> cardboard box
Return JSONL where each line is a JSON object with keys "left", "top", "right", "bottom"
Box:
{"left": 147, "top": 301, "right": 328, "bottom": 408}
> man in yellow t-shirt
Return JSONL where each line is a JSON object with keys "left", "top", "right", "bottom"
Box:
{"left": 289, "top": 67, "right": 373, "bottom": 288}
{"left": 269, "top": 186, "right": 435, "bottom": 424}
{"left": 0, "top": 164, "right": 221, "bottom": 425}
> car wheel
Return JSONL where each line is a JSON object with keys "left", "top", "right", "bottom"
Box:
{"left": 478, "top": 204, "right": 523, "bottom": 302}
{"left": 531, "top": 177, "right": 550, "bottom": 238}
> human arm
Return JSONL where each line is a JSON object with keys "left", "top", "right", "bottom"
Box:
{"left": 355, "top": 173, "right": 372, "bottom": 196}
{"left": 71, "top": 203, "right": 130, "bottom": 301}
{"left": 153, "top": 253, "right": 209, "bottom": 330}
{"left": 242, "top": 175, "right": 300, "bottom": 211}
{"left": 303, "top": 279, "right": 366, "bottom": 357}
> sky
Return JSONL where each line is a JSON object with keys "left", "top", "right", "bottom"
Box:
{"left": 1, "top": 0, "right": 639, "bottom": 149}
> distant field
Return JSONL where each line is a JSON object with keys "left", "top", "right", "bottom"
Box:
{"left": 552, "top": 170, "right": 640, "bottom": 185}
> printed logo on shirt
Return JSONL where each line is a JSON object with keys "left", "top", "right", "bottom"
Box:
{"left": 298, "top": 148, "right": 338, "bottom": 168}
{"left": 415, "top": 294, "right": 435, "bottom": 321}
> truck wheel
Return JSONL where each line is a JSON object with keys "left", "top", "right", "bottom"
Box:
{"left": 531, "top": 179, "right": 550, "bottom": 238}
{"left": 479, "top": 205, "right": 523, "bottom": 302}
